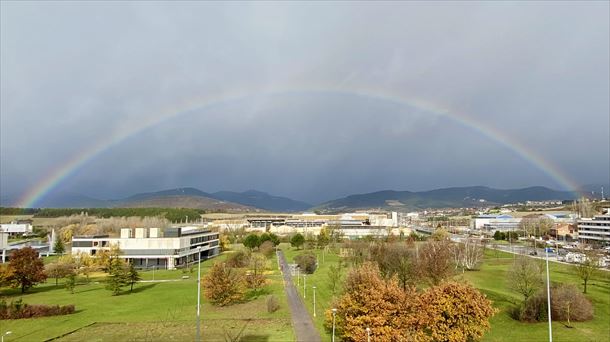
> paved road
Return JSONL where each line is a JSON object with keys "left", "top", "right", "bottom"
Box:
{"left": 277, "top": 250, "right": 322, "bottom": 342}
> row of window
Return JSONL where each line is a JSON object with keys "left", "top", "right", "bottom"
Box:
{"left": 190, "top": 234, "right": 219, "bottom": 245}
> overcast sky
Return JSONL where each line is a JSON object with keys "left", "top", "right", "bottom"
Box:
{"left": 1, "top": 1, "right": 609, "bottom": 204}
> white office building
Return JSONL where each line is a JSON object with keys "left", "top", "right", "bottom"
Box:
{"left": 72, "top": 227, "right": 220, "bottom": 270}
{"left": 578, "top": 213, "right": 610, "bottom": 246}
{"left": 0, "top": 221, "right": 33, "bottom": 236}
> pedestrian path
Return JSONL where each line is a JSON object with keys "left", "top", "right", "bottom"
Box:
{"left": 278, "top": 250, "right": 322, "bottom": 342}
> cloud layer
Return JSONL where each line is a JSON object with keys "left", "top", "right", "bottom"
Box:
{"left": 1, "top": 2, "right": 608, "bottom": 203}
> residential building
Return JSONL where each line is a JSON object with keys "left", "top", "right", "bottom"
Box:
{"left": 72, "top": 227, "right": 219, "bottom": 270}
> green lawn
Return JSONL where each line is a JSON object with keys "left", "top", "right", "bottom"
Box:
{"left": 461, "top": 250, "right": 610, "bottom": 342}
{"left": 0, "top": 251, "right": 294, "bottom": 341}
{"left": 283, "top": 244, "right": 610, "bottom": 342}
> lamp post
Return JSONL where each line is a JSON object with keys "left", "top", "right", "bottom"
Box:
{"left": 303, "top": 274, "right": 306, "bottom": 299}
{"left": 332, "top": 308, "right": 337, "bottom": 342}
{"left": 2, "top": 331, "right": 11, "bottom": 342}
{"left": 545, "top": 247, "right": 553, "bottom": 342}
{"left": 196, "top": 247, "right": 203, "bottom": 342}
{"left": 366, "top": 327, "right": 371, "bottom": 342}
{"left": 312, "top": 286, "right": 316, "bottom": 317}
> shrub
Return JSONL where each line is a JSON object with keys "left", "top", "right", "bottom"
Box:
{"left": 0, "top": 299, "right": 75, "bottom": 320}
{"left": 294, "top": 252, "right": 317, "bottom": 274}
{"left": 226, "top": 250, "right": 250, "bottom": 268}
{"left": 551, "top": 284, "right": 593, "bottom": 323}
{"left": 512, "top": 284, "right": 594, "bottom": 323}
{"left": 259, "top": 241, "right": 275, "bottom": 258}
{"left": 266, "top": 295, "right": 280, "bottom": 313}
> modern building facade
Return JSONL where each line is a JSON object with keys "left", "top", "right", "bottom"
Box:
{"left": 72, "top": 227, "right": 220, "bottom": 270}
{"left": 0, "top": 220, "right": 33, "bottom": 236}
{"left": 577, "top": 213, "right": 610, "bottom": 246}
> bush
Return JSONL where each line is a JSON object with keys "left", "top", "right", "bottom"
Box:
{"left": 259, "top": 241, "right": 275, "bottom": 258}
{"left": 551, "top": 284, "right": 593, "bottom": 323}
{"left": 266, "top": 295, "right": 280, "bottom": 313}
{"left": 511, "top": 284, "right": 594, "bottom": 323}
{"left": 226, "top": 250, "right": 250, "bottom": 268}
{"left": 0, "top": 299, "right": 75, "bottom": 320}
{"left": 294, "top": 252, "right": 317, "bottom": 274}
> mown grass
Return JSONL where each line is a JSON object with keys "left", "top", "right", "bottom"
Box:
{"left": 283, "top": 244, "right": 610, "bottom": 342}
{"left": 461, "top": 249, "right": 610, "bottom": 342}
{"left": 0, "top": 251, "right": 294, "bottom": 341}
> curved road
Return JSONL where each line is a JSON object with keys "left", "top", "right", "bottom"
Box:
{"left": 277, "top": 250, "right": 321, "bottom": 342}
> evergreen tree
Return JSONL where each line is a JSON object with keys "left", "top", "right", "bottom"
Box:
{"left": 105, "top": 259, "right": 128, "bottom": 296}
{"left": 127, "top": 262, "right": 142, "bottom": 292}
{"left": 53, "top": 238, "right": 65, "bottom": 255}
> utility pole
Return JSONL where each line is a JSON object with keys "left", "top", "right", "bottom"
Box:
{"left": 546, "top": 248, "right": 553, "bottom": 342}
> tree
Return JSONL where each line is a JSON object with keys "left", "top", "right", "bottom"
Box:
{"left": 414, "top": 282, "right": 496, "bottom": 341}
{"left": 65, "top": 273, "right": 76, "bottom": 294}
{"left": 243, "top": 234, "right": 260, "bottom": 250}
{"left": 454, "top": 239, "right": 484, "bottom": 271}
{"left": 0, "top": 263, "right": 15, "bottom": 288}
{"left": 74, "top": 252, "right": 96, "bottom": 283}
{"left": 290, "top": 233, "right": 305, "bottom": 249}
{"left": 105, "top": 259, "right": 128, "bottom": 296}
{"left": 246, "top": 254, "right": 267, "bottom": 293}
{"left": 45, "top": 261, "right": 75, "bottom": 286}
{"left": 294, "top": 252, "right": 317, "bottom": 274}
{"left": 430, "top": 228, "right": 450, "bottom": 241}
{"left": 574, "top": 250, "right": 599, "bottom": 294}
{"left": 203, "top": 262, "right": 245, "bottom": 306}
{"left": 551, "top": 284, "right": 594, "bottom": 326}
{"left": 259, "top": 240, "right": 275, "bottom": 258}
{"left": 317, "top": 228, "right": 331, "bottom": 249}
{"left": 327, "top": 262, "right": 343, "bottom": 297}
{"left": 7, "top": 247, "right": 47, "bottom": 293}
{"left": 507, "top": 256, "right": 543, "bottom": 302}
{"left": 53, "top": 238, "right": 65, "bottom": 255}
{"left": 127, "top": 262, "right": 142, "bottom": 292}
{"left": 268, "top": 233, "right": 280, "bottom": 247}
{"left": 325, "top": 262, "right": 417, "bottom": 342}
{"left": 415, "top": 240, "right": 455, "bottom": 285}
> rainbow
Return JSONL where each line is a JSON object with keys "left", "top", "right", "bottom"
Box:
{"left": 16, "top": 85, "right": 580, "bottom": 208}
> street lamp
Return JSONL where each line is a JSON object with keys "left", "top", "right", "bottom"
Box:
{"left": 303, "top": 274, "right": 306, "bottom": 299}
{"left": 332, "top": 308, "right": 337, "bottom": 342}
{"left": 312, "top": 286, "right": 316, "bottom": 317}
{"left": 366, "top": 327, "right": 371, "bottom": 342}
{"left": 2, "top": 331, "right": 11, "bottom": 342}
{"left": 196, "top": 246, "right": 203, "bottom": 342}
{"left": 545, "top": 247, "right": 553, "bottom": 342}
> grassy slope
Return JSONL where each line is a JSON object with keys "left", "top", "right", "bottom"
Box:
{"left": 0, "top": 251, "right": 294, "bottom": 341}
{"left": 284, "top": 245, "right": 610, "bottom": 342}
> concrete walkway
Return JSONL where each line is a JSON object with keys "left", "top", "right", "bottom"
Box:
{"left": 278, "top": 250, "right": 322, "bottom": 342}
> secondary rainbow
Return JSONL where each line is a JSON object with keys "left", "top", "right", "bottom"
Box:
{"left": 16, "top": 85, "right": 580, "bottom": 208}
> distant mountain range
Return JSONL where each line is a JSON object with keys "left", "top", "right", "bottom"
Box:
{"left": 315, "top": 186, "right": 581, "bottom": 211}
{"left": 1, "top": 184, "right": 605, "bottom": 212}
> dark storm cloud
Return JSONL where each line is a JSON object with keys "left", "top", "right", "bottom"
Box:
{"left": 1, "top": 2, "right": 608, "bottom": 203}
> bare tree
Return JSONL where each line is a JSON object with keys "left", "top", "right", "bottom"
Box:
{"left": 454, "top": 239, "right": 485, "bottom": 271}
{"left": 507, "top": 256, "right": 543, "bottom": 302}
{"left": 574, "top": 250, "right": 600, "bottom": 294}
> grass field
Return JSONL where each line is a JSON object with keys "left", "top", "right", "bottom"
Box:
{"left": 0, "top": 251, "right": 294, "bottom": 341}
{"left": 283, "top": 244, "right": 610, "bottom": 342}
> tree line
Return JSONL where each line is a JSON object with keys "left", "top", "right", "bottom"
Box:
{"left": 30, "top": 207, "right": 204, "bottom": 222}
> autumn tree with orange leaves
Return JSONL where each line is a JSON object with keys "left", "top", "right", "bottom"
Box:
{"left": 203, "top": 262, "right": 245, "bottom": 306}
{"left": 413, "top": 282, "right": 497, "bottom": 341}
{"left": 326, "top": 263, "right": 496, "bottom": 342}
